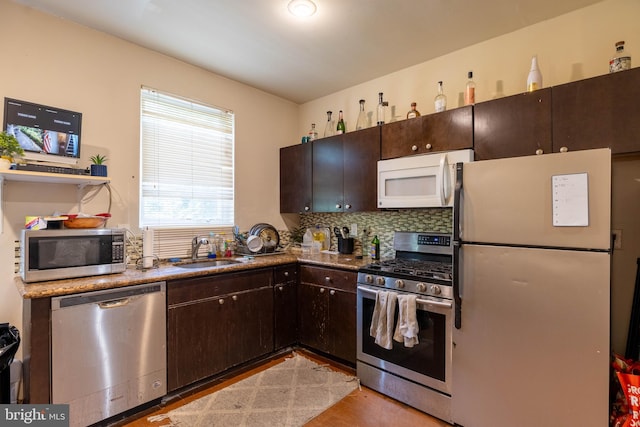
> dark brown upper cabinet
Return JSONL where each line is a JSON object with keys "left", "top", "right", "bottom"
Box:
{"left": 552, "top": 67, "right": 640, "bottom": 155}
{"left": 381, "top": 106, "right": 473, "bottom": 159}
{"left": 473, "top": 88, "right": 552, "bottom": 160}
{"left": 312, "top": 126, "right": 380, "bottom": 212}
{"left": 280, "top": 143, "right": 312, "bottom": 213}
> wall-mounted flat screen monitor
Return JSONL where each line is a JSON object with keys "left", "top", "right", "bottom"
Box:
{"left": 3, "top": 97, "right": 82, "bottom": 166}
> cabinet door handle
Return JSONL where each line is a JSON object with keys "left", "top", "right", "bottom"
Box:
{"left": 336, "top": 204, "right": 342, "bottom": 209}
{"left": 324, "top": 276, "right": 331, "bottom": 283}
{"left": 330, "top": 290, "right": 336, "bottom": 296}
{"left": 278, "top": 286, "right": 284, "bottom": 292}
{"left": 345, "top": 204, "right": 351, "bottom": 210}
{"left": 304, "top": 206, "right": 310, "bottom": 211}
{"left": 232, "top": 295, "right": 238, "bottom": 301}
{"left": 535, "top": 149, "right": 543, "bottom": 155}
{"left": 284, "top": 271, "right": 289, "bottom": 277}
{"left": 320, "top": 288, "right": 326, "bottom": 293}
{"left": 425, "top": 143, "right": 432, "bottom": 150}
{"left": 559, "top": 146, "right": 569, "bottom": 153}
{"left": 218, "top": 298, "right": 225, "bottom": 305}
{"left": 411, "top": 145, "right": 418, "bottom": 151}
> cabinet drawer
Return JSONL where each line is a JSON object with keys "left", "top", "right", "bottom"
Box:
{"left": 299, "top": 265, "right": 356, "bottom": 293}
{"left": 168, "top": 268, "right": 273, "bottom": 305}
{"left": 274, "top": 264, "right": 297, "bottom": 284}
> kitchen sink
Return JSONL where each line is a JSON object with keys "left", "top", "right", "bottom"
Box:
{"left": 173, "top": 259, "right": 242, "bottom": 269}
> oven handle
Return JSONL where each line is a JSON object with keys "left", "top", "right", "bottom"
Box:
{"left": 357, "top": 285, "right": 452, "bottom": 312}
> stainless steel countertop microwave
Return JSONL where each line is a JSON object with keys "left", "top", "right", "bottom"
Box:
{"left": 20, "top": 228, "right": 127, "bottom": 283}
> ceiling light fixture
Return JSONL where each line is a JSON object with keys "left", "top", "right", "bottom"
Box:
{"left": 288, "top": 0, "right": 317, "bottom": 17}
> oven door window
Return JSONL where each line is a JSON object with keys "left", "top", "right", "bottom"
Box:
{"left": 361, "top": 296, "right": 446, "bottom": 381}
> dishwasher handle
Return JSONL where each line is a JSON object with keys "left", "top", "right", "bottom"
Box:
{"left": 98, "top": 298, "right": 131, "bottom": 309}
{"left": 52, "top": 282, "right": 165, "bottom": 310}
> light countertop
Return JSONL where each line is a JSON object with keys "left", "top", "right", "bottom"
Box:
{"left": 15, "top": 249, "right": 374, "bottom": 299}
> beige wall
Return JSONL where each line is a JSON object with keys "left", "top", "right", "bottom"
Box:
{"left": 299, "top": 0, "right": 639, "bottom": 136}
{"left": 0, "top": 1, "right": 299, "bottom": 345}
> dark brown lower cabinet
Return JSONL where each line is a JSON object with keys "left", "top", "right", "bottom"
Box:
{"left": 274, "top": 264, "right": 298, "bottom": 350}
{"left": 167, "top": 269, "right": 274, "bottom": 391}
{"left": 298, "top": 265, "right": 356, "bottom": 365}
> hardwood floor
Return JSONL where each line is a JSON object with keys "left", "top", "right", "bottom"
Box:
{"left": 117, "top": 351, "right": 449, "bottom": 427}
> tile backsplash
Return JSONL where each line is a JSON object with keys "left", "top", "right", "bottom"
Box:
{"left": 285, "top": 208, "right": 452, "bottom": 259}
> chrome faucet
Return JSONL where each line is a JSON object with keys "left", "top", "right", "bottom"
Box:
{"left": 191, "top": 236, "right": 210, "bottom": 260}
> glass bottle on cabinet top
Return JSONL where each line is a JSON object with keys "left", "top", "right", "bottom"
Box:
{"left": 406, "top": 102, "right": 420, "bottom": 119}
{"left": 376, "top": 92, "right": 388, "bottom": 126}
{"left": 464, "top": 71, "right": 475, "bottom": 105}
{"left": 324, "top": 111, "right": 335, "bottom": 137}
{"left": 308, "top": 123, "right": 318, "bottom": 141}
{"left": 336, "top": 110, "right": 346, "bottom": 134}
{"left": 526, "top": 55, "right": 543, "bottom": 92}
{"left": 434, "top": 81, "right": 447, "bottom": 112}
{"left": 356, "top": 99, "right": 367, "bottom": 130}
{"left": 610, "top": 41, "right": 631, "bottom": 73}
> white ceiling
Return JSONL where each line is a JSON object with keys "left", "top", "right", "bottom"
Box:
{"left": 13, "top": 0, "right": 603, "bottom": 104}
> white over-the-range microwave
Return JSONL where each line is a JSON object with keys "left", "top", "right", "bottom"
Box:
{"left": 377, "top": 149, "right": 474, "bottom": 208}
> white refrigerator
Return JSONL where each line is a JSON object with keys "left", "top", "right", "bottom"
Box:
{"left": 451, "top": 148, "right": 611, "bottom": 427}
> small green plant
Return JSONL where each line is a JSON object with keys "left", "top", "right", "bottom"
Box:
{"left": 0, "top": 131, "right": 25, "bottom": 161}
{"left": 90, "top": 154, "right": 107, "bottom": 165}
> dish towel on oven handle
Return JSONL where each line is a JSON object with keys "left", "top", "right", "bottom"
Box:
{"left": 369, "top": 290, "right": 398, "bottom": 350}
{"left": 393, "top": 294, "right": 419, "bottom": 348}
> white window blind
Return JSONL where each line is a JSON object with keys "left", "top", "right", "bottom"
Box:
{"left": 140, "top": 87, "right": 235, "bottom": 229}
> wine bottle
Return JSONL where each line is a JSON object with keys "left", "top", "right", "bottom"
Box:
{"left": 406, "top": 102, "right": 420, "bottom": 119}
{"left": 434, "top": 81, "right": 447, "bottom": 112}
{"left": 308, "top": 123, "right": 318, "bottom": 141}
{"left": 376, "top": 92, "right": 388, "bottom": 126}
{"left": 370, "top": 235, "right": 380, "bottom": 260}
{"left": 323, "top": 111, "right": 335, "bottom": 137}
{"left": 336, "top": 110, "right": 346, "bottom": 134}
{"left": 464, "top": 71, "right": 475, "bottom": 105}
{"left": 610, "top": 41, "right": 631, "bottom": 73}
{"left": 527, "top": 55, "right": 543, "bottom": 92}
{"left": 356, "top": 99, "right": 367, "bottom": 130}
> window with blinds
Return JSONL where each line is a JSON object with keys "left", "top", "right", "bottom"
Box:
{"left": 140, "top": 87, "right": 235, "bottom": 257}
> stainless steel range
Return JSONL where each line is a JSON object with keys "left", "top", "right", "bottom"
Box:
{"left": 357, "top": 231, "right": 453, "bottom": 423}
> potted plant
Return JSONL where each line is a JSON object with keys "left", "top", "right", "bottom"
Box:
{"left": 0, "top": 131, "right": 25, "bottom": 170}
{"left": 89, "top": 154, "right": 108, "bottom": 177}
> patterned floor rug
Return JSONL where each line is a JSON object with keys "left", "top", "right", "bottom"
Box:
{"left": 161, "top": 354, "right": 359, "bottom": 426}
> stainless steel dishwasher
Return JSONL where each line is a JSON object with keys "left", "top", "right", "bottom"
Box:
{"left": 51, "top": 282, "right": 167, "bottom": 427}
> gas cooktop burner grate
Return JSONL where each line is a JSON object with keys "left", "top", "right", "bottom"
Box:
{"left": 362, "top": 259, "right": 453, "bottom": 282}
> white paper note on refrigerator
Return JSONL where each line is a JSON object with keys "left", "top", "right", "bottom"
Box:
{"left": 552, "top": 173, "right": 589, "bottom": 227}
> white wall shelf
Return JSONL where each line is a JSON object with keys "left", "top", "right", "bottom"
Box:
{"left": 0, "top": 170, "right": 110, "bottom": 233}
{"left": 0, "top": 169, "right": 109, "bottom": 186}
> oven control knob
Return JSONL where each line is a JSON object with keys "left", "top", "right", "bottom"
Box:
{"left": 430, "top": 285, "right": 442, "bottom": 295}
{"left": 375, "top": 276, "right": 386, "bottom": 286}
{"left": 365, "top": 275, "right": 374, "bottom": 284}
{"left": 395, "top": 279, "right": 405, "bottom": 289}
{"left": 416, "top": 282, "right": 426, "bottom": 292}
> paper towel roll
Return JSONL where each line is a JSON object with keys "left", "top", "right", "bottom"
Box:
{"left": 143, "top": 227, "right": 154, "bottom": 268}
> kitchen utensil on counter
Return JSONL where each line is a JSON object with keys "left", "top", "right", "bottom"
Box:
{"left": 249, "top": 223, "right": 280, "bottom": 251}
{"left": 333, "top": 227, "right": 342, "bottom": 238}
{"left": 338, "top": 237, "right": 354, "bottom": 254}
{"left": 342, "top": 226, "right": 350, "bottom": 237}
{"left": 246, "top": 235, "right": 264, "bottom": 253}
